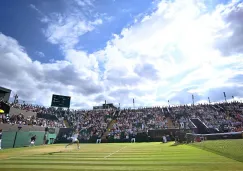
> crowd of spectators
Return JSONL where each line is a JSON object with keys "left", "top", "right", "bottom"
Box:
{"left": 107, "top": 102, "right": 243, "bottom": 140}
{"left": 1, "top": 99, "right": 243, "bottom": 140}
{"left": 169, "top": 102, "right": 243, "bottom": 132}
{"left": 0, "top": 112, "right": 65, "bottom": 128}
{"left": 0, "top": 101, "right": 66, "bottom": 128}
{"left": 66, "top": 109, "right": 114, "bottom": 141}
{"left": 107, "top": 107, "right": 169, "bottom": 141}
{"left": 9, "top": 103, "right": 45, "bottom": 112}
{"left": 1, "top": 100, "right": 115, "bottom": 140}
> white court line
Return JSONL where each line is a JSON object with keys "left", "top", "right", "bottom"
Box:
{"left": 104, "top": 146, "right": 127, "bottom": 158}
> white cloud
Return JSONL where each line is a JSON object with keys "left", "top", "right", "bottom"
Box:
{"left": 42, "top": 1, "right": 102, "bottom": 50}
{"left": 44, "top": 17, "right": 102, "bottom": 49}
{"left": 36, "top": 51, "right": 45, "bottom": 58}
{"left": 74, "top": 0, "right": 94, "bottom": 7}
{"left": 0, "top": 33, "right": 103, "bottom": 108}
{"left": 29, "top": 4, "right": 41, "bottom": 14}
{"left": 95, "top": 0, "right": 243, "bottom": 106}
{"left": 2, "top": 0, "right": 243, "bottom": 108}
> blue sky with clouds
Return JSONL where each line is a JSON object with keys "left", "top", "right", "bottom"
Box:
{"left": 0, "top": 0, "right": 155, "bottom": 62}
{"left": 0, "top": 0, "right": 243, "bottom": 109}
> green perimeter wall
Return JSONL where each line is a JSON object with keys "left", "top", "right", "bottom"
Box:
{"left": 2, "top": 131, "right": 57, "bottom": 149}
{"left": 47, "top": 133, "right": 56, "bottom": 144}
{"left": 2, "top": 132, "right": 15, "bottom": 149}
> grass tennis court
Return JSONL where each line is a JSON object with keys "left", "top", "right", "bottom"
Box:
{"left": 0, "top": 142, "right": 243, "bottom": 171}
{"left": 191, "top": 139, "right": 243, "bottom": 162}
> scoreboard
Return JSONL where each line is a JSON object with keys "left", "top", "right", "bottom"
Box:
{"left": 51, "top": 94, "right": 71, "bottom": 108}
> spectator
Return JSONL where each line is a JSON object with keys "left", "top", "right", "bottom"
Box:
{"left": 0, "top": 129, "right": 2, "bottom": 150}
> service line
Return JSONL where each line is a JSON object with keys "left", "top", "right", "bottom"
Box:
{"left": 104, "top": 146, "right": 127, "bottom": 159}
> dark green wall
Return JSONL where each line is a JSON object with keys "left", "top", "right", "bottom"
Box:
{"left": 1, "top": 132, "right": 15, "bottom": 149}
{"left": 14, "top": 131, "right": 45, "bottom": 148}
{"left": 2, "top": 131, "right": 57, "bottom": 149}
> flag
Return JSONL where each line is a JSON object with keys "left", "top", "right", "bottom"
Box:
{"left": 192, "top": 94, "right": 194, "bottom": 99}
{"left": 133, "top": 98, "right": 135, "bottom": 104}
{"left": 168, "top": 100, "right": 169, "bottom": 103}
{"left": 232, "top": 96, "right": 234, "bottom": 99}
{"left": 105, "top": 100, "right": 106, "bottom": 104}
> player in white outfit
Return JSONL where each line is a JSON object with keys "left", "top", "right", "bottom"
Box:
{"left": 65, "top": 131, "right": 80, "bottom": 149}
{"left": 162, "top": 135, "right": 167, "bottom": 143}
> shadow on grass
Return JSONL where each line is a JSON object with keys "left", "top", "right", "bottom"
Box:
{"left": 47, "top": 151, "right": 62, "bottom": 155}
{"left": 188, "top": 140, "right": 243, "bottom": 163}
{"left": 169, "top": 142, "right": 184, "bottom": 146}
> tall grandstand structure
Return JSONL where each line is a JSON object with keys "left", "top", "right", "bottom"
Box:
{"left": 0, "top": 98, "right": 243, "bottom": 148}
{"left": 0, "top": 86, "right": 11, "bottom": 102}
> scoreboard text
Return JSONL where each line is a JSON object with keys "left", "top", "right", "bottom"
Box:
{"left": 51, "top": 94, "right": 71, "bottom": 108}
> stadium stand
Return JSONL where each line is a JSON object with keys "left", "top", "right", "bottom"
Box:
{"left": 0, "top": 101, "right": 65, "bottom": 128}
{"left": 1, "top": 99, "right": 243, "bottom": 144}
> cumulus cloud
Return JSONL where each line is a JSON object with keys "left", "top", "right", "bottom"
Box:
{"left": 214, "top": 2, "right": 243, "bottom": 55}
{"left": 44, "top": 17, "right": 102, "bottom": 49}
{"left": 36, "top": 51, "right": 45, "bottom": 58}
{"left": 0, "top": 33, "right": 103, "bottom": 108}
{"left": 42, "top": 1, "right": 102, "bottom": 50}
{"left": 2, "top": 0, "right": 243, "bottom": 109}
{"left": 29, "top": 4, "right": 42, "bottom": 14}
{"left": 74, "top": 0, "right": 94, "bottom": 7}
{"left": 95, "top": 0, "right": 243, "bottom": 106}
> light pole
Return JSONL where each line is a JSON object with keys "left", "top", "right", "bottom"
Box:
{"left": 223, "top": 92, "right": 227, "bottom": 102}
{"left": 13, "top": 125, "right": 22, "bottom": 148}
{"left": 208, "top": 97, "right": 211, "bottom": 104}
{"left": 192, "top": 94, "right": 194, "bottom": 106}
{"left": 133, "top": 98, "right": 135, "bottom": 109}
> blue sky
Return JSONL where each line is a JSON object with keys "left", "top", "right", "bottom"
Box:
{"left": 0, "top": 0, "right": 155, "bottom": 62}
{"left": 0, "top": 0, "right": 243, "bottom": 109}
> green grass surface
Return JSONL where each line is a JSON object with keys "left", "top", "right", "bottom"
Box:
{"left": 0, "top": 142, "right": 243, "bottom": 171}
{"left": 191, "top": 139, "right": 243, "bottom": 162}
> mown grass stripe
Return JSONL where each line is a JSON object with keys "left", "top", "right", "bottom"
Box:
{"left": 1, "top": 164, "right": 240, "bottom": 168}
{"left": 0, "top": 160, "right": 238, "bottom": 164}
{"left": 0, "top": 142, "right": 243, "bottom": 171}
{"left": 3, "top": 157, "right": 230, "bottom": 162}
{"left": 0, "top": 163, "right": 242, "bottom": 167}
{"left": 0, "top": 169, "right": 242, "bottom": 171}
{"left": 6, "top": 156, "right": 226, "bottom": 160}
{"left": 4, "top": 155, "right": 227, "bottom": 158}
{"left": 34, "top": 154, "right": 211, "bottom": 158}
{"left": 43, "top": 152, "right": 210, "bottom": 155}
{"left": 1, "top": 164, "right": 243, "bottom": 171}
